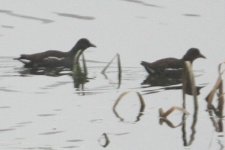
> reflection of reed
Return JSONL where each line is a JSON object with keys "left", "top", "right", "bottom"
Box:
{"left": 142, "top": 84, "right": 205, "bottom": 95}
{"left": 182, "top": 62, "right": 199, "bottom": 146}
{"left": 101, "top": 53, "right": 122, "bottom": 89}
{"left": 182, "top": 104, "right": 198, "bottom": 146}
{"left": 98, "top": 133, "right": 110, "bottom": 148}
{"left": 159, "top": 107, "right": 189, "bottom": 128}
{"left": 205, "top": 62, "right": 224, "bottom": 132}
{"left": 208, "top": 109, "right": 223, "bottom": 132}
{"left": 159, "top": 118, "right": 183, "bottom": 128}
{"left": 72, "top": 64, "right": 88, "bottom": 88}
{"left": 72, "top": 54, "right": 89, "bottom": 92}
{"left": 112, "top": 91, "right": 145, "bottom": 122}
{"left": 217, "top": 139, "right": 225, "bottom": 150}
{"left": 157, "top": 62, "right": 201, "bottom": 136}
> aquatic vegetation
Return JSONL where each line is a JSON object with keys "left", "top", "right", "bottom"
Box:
{"left": 101, "top": 53, "right": 122, "bottom": 88}
{"left": 113, "top": 91, "right": 145, "bottom": 122}
{"left": 205, "top": 62, "right": 224, "bottom": 132}
{"left": 98, "top": 133, "right": 110, "bottom": 148}
{"left": 206, "top": 62, "right": 225, "bottom": 118}
{"left": 159, "top": 106, "right": 190, "bottom": 118}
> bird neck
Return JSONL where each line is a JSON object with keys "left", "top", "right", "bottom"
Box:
{"left": 68, "top": 44, "right": 86, "bottom": 65}
{"left": 69, "top": 43, "right": 87, "bottom": 60}
{"left": 182, "top": 55, "right": 194, "bottom": 63}
{"left": 69, "top": 44, "right": 82, "bottom": 55}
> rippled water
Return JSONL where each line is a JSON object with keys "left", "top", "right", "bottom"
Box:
{"left": 0, "top": 0, "right": 225, "bottom": 150}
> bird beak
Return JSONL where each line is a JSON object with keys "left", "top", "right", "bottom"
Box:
{"left": 199, "top": 53, "right": 206, "bottom": 59}
{"left": 90, "top": 43, "right": 96, "bottom": 48}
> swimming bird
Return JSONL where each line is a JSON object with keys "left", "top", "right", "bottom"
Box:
{"left": 141, "top": 48, "right": 206, "bottom": 75}
{"left": 15, "top": 38, "right": 96, "bottom": 68}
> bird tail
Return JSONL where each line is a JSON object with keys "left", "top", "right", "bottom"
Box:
{"left": 13, "top": 57, "right": 20, "bottom": 60}
{"left": 140, "top": 61, "right": 155, "bottom": 74}
{"left": 13, "top": 54, "right": 28, "bottom": 60}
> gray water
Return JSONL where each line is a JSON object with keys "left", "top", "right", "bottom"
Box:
{"left": 0, "top": 0, "right": 225, "bottom": 150}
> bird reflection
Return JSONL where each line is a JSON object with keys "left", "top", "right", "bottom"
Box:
{"left": 142, "top": 77, "right": 204, "bottom": 96}
{"left": 19, "top": 67, "right": 67, "bottom": 76}
{"left": 142, "top": 75, "right": 181, "bottom": 87}
{"left": 72, "top": 63, "right": 89, "bottom": 91}
{"left": 141, "top": 67, "right": 205, "bottom": 96}
{"left": 141, "top": 70, "right": 183, "bottom": 87}
{"left": 18, "top": 62, "right": 90, "bottom": 92}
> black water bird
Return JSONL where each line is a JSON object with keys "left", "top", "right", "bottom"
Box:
{"left": 15, "top": 38, "right": 96, "bottom": 69}
{"left": 141, "top": 48, "right": 206, "bottom": 75}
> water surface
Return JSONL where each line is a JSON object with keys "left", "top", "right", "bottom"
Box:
{"left": 0, "top": 0, "right": 225, "bottom": 149}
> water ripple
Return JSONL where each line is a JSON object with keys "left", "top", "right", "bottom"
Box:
{"left": 0, "top": 106, "right": 11, "bottom": 109}
{"left": 0, "top": 87, "right": 19, "bottom": 93}
{"left": 62, "top": 146, "right": 79, "bottom": 149}
{"left": 55, "top": 12, "right": 95, "bottom": 20}
{"left": 67, "top": 139, "right": 83, "bottom": 143}
{"left": 39, "top": 130, "right": 64, "bottom": 135}
{"left": 1, "top": 25, "right": 14, "bottom": 29}
{"left": 38, "top": 114, "right": 57, "bottom": 117}
{"left": 0, "top": 9, "right": 54, "bottom": 23}
{"left": 122, "top": 0, "right": 163, "bottom": 8}
{"left": 0, "top": 128, "right": 15, "bottom": 132}
{"left": 183, "top": 13, "right": 201, "bottom": 17}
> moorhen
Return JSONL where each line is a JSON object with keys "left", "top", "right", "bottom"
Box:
{"left": 15, "top": 38, "right": 96, "bottom": 68}
{"left": 141, "top": 48, "right": 206, "bottom": 75}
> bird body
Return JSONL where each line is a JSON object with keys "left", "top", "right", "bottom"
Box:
{"left": 19, "top": 50, "right": 68, "bottom": 62}
{"left": 141, "top": 48, "right": 206, "bottom": 75}
{"left": 141, "top": 58, "right": 183, "bottom": 74}
{"left": 15, "top": 38, "right": 96, "bottom": 69}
